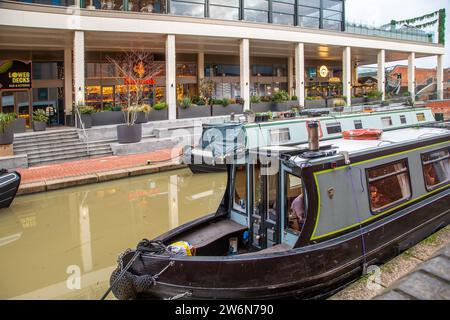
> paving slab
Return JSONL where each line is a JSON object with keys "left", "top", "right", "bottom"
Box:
{"left": 96, "top": 169, "right": 130, "bottom": 182}
{"left": 17, "top": 181, "right": 47, "bottom": 195}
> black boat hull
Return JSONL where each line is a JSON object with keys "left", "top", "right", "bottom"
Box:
{"left": 188, "top": 163, "right": 227, "bottom": 174}
{"left": 0, "top": 170, "right": 21, "bottom": 209}
{"left": 111, "top": 191, "right": 449, "bottom": 300}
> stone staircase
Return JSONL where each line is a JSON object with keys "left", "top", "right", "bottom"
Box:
{"left": 13, "top": 129, "right": 113, "bottom": 167}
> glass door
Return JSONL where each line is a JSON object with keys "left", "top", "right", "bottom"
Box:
{"left": 251, "top": 165, "right": 280, "bottom": 249}
{"left": 1, "top": 90, "right": 31, "bottom": 127}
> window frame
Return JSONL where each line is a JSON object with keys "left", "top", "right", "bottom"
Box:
{"left": 232, "top": 164, "right": 248, "bottom": 214}
{"left": 284, "top": 171, "right": 305, "bottom": 235}
{"left": 420, "top": 147, "right": 450, "bottom": 191}
{"left": 365, "top": 159, "right": 412, "bottom": 215}
{"left": 326, "top": 122, "right": 342, "bottom": 134}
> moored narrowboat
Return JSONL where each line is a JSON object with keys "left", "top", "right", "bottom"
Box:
{"left": 0, "top": 169, "right": 21, "bottom": 209}
{"left": 108, "top": 122, "right": 450, "bottom": 300}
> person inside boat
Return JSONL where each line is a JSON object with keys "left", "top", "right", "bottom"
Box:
{"left": 288, "top": 193, "right": 305, "bottom": 231}
{"left": 369, "top": 185, "right": 391, "bottom": 209}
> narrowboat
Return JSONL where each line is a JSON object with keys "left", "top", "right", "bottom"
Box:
{"left": 108, "top": 121, "right": 449, "bottom": 300}
{"left": 183, "top": 107, "right": 436, "bottom": 173}
{"left": 0, "top": 169, "right": 21, "bottom": 209}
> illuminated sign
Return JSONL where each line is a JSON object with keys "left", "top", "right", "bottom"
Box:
{"left": 124, "top": 78, "right": 156, "bottom": 85}
{"left": 319, "top": 65, "right": 329, "bottom": 78}
{"left": 0, "top": 60, "right": 32, "bottom": 89}
{"left": 329, "top": 77, "right": 341, "bottom": 83}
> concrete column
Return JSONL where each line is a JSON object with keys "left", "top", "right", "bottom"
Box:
{"left": 377, "top": 49, "right": 386, "bottom": 101}
{"left": 73, "top": 31, "right": 85, "bottom": 106}
{"left": 197, "top": 52, "right": 204, "bottom": 82}
{"left": 437, "top": 54, "right": 444, "bottom": 100}
{"left": 166, "top": 34, "right": 176, "bottom": 120}
{"left": 295, "top": 43, "right": 305, "bottom": 107}
{"left": 288, "top": 56, "right": 294, "bottom": 97}
{"left": 408, "top": 52, "right": 415, "bottom": 99}
{"left": 240, "top": 38, "right": 250, "bottom": 110}
{"left": 352, "top": 62, "right": 358, "bottom": 86}
{"left": 342, "top": 46, "right": 351, "bottom": 105}
{"left": 64, "top": 47, "right": 73, "bottom": 117}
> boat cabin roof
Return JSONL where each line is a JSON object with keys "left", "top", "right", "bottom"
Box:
{"left": 254, "top": 126, "right": 450, "bottom": 166}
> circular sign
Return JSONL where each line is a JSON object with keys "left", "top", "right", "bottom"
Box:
{"left": 319, "top": 65, "right": 329, "bottom": 78}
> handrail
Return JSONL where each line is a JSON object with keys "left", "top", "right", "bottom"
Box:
{"left": 75, "top": 107, "right": 91, "bottom": 156}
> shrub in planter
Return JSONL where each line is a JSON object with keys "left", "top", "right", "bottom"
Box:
{"left": 305, "top": 96, "right": 326, "bottom": 108}
{"left": 255, "top": 112, "right": 269, "bottom": 123}
{"left": 212, "top": 98, "right": 243, "bottom": 116}
{"left": 0, "top": 112, "right": 15, "bottom": 145}
{"left": 76, "top": 105, "right": 94, "bottom": 129}
{"left": 178, "top": 97, "right": 211, "bottom": 119}
{"left": 32, "top": 109, "right": 49, "bottom": 132}
{"left": 135, "top": 104, "right": 150, "bottom": 124}
{"left": 366, "top": 90, "right": 383, "bottom": 102}
{"left": 149, "top": 102, "right": 168, "bottom": 121}
{"left": 10, "top": 114, "right": 26, "bottom": 134}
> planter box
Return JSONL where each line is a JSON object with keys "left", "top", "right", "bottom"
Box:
{"left": 272, "top": 101, "right": 299, "bottom": 112}
{"left": 250, "top": 102, "right": 272, "bottom": 113}
{"left": 11, "top": 118, "right": 26, "bottom": 133}
{"left": 211, "top": 104, "right": 243, "bottom": 116}
{"left": 77, "top": 114, "right": 92, "bottom": 129}
{"left": 92, "top": 111, "right": 125, "bottom": 126}
{"left": 177, "top": 105, "right": 211, "bottom": 119}
{"left": 134, "top": 112, "right": 147, "bottom": 124}
{"left": 366, "top": 97, "right": 381, "bottom": 104}
{"left": 0, "top": 127, "right": 14, "bottom": 145}
{"left": 326, "top": 98, "right": 347, "bottom": 108}
{"left": 351, "top": 97, "right": 365, "bottom": 105}
{"left": 148, "top": 108, "right": 168, "bottom": 122}
{"left": 32, "top": 121, "right": 46, "bottom": 132}
{"left": 117, "top": 124, "right": 142, "bottom": 144}
{"left": 305, "top": 99, "right": 327, "bottom": 108}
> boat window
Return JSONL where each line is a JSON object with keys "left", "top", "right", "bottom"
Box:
{"left": 266, "top": 172, "right": 279, "bottom": 222}
{"left": 233, "top": 165, "right": 247, "bottom": 213}
{"left": 421, "top": 148, "right": 450, "bottom": 191}
{"left": 354, "top": 119, "right": 363, "bottom": 129}
{"left": 269, "top": 128, "right": 291, "bottom": 144}
{"left": 381, "top": 116, "right": 392, "bottom": 126}
{"left": 367, "top": 160, "right": 411, "bottom": 213}
{"left": 326, "top": 122, "right": 342, "bottom": 134}
{"left": 416, "top": 113, "right": 426, "bottom": 122}
{"left": 400, "top": 115, "right": 407, "bottom": 124}
{"left": 285, "top": 172, "right": 305, "bottom": 232}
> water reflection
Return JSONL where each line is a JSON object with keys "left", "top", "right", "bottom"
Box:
{"left": 0, "top": 169, "right": 226, "bottom": 300}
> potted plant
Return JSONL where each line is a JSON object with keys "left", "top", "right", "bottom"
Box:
{"left": 32, "top": 109, "right": 49, "bottom": 132}
{"left": 305, "top": 96, "right": 326, "bottom": 108}
{"left": 272, "top": 90, "right": 297, "bottom": 112}
{"left": 76, "top": 105, "right": 94, "bottom": 129}
{"left": 0, "top": 112, "right": 15, "bottom": 145}
{"left": 148, "top": 101, "right": 168, "bottom": 121}
{"left": 11, "top": 113, "right": 26, "bottom": 133}
{"left": 366, "top": 90, "right": 383, "bottom": 103}
{"left": 332, "top": 98, "right": 346, "bottom": 112}
{"left": 92, "top": 105, "right": 125, "bottom": 126}
{"left": 255, "top": 112, "right": 269, "bottom": 123}
{"left": 178, "top": 96, "right": 210, "bottom": 119}
{"left": 250, "top": 95, "right": 271, "bottom": 112}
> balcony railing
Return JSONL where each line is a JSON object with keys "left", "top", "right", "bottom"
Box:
{"left": 345, "top": 22, "right": 435, "bottom": 43}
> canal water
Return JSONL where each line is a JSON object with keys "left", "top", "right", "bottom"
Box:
{"left": 0, "top": 169, "right": 227, "bottom": 300}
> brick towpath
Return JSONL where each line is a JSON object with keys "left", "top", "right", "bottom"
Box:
{"left": 16, "top": 147, "right": 182, "bottom": 185}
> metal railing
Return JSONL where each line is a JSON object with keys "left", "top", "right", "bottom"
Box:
{"left": 74, "top": 106, "right": 91, "bottom": 156}
{"left": 345, "top": 22, "right": 435, "bottom": 43}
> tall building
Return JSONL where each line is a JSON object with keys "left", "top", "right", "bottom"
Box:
{"left": 0, "top": 0, "right": 446, "bottom": 126}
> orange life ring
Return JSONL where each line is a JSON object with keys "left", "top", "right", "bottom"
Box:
{"left": 342, "top": 129, "right": 383, "bottom": 140}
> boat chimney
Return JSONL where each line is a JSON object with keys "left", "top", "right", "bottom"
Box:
{"left": 308, "top": 120, "right": 320, "bottom": 151}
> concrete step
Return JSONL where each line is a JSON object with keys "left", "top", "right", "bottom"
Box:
{"left": 14, "top": 135, "right": 80, "bottom": 145}
{"left": 14, "top": 132, "right": 79, "bottom": 142}
{"left": 14, "top": 141, "right": 88, "bottom": 153}
{"left": 26, "top": 144, "right": 112, "bottom": 158}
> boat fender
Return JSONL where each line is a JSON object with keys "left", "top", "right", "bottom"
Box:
{"left": 167, "top": 241, "right": 195, "bottom": 256}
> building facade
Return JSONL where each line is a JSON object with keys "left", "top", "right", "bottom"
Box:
{"left": 0, "top": 0, "right": 446, "bottom": 126}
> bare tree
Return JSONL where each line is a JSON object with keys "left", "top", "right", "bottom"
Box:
{"left": 107, "top": 51, "right": 163, "bottom": 126}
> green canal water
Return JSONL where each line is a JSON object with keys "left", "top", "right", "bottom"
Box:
{"left": 0, "top": 169, "right": 227, "bottom": 299}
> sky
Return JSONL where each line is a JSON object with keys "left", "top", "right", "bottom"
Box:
{"left": 345, "top": 0, "right": 450, "bottom": 68}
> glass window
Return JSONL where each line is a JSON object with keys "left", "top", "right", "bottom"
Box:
{"left": 272, "top": 0, "right": 295, "bottom": 25}
{"left": 381, "top": 116, "right": 392, "bottom": 126}
{"left": 170, "top": 0, "right": 205, "bottom": 17}
{"left": 367, "top": 160, "right": 411, "bottom": 213}
{"left": 209, "top": 0, "right": 239, "bottom": 20}
{"left": 244, "top": 0, "right": 269, "bottom": 23}
{"left": 298, "top": 16, "right": 320, "bottom": 28}
{"left": 266, "top": 172, "right": 278, "bottom": 222}
{"left": 326, "top": 122, "right": 341, "bottom": 134}
{"left": 286, "top": 172, "right": 305, "bottom": 232}
{"left": 416, "top": 113, "right": 425, "bottom": 121}
{"left": 421, "top": 148, "right": 450, "bottom": 190}
{"left": 298, "top": 5, "right": 320, "bottom": 17}
{"left": 234, "top": 165, "right": 247, "bottom": 213}
{"left": 400, "top": 115, "right": 407, "bottom": 124}
{"left": 322, "top": 0, "right": 343, "bottom": 11}
{"left": 323, "top": 19, "right": 342, "bottom": 30}
{"left": 323, "top": 9, "right": 342, "bottom": 20}
{"left": 32, "top": 62, "right": 62, "bottom": 80}
{"left": 269, "top": 128, "right": 291, "bottom": 144}
{"left": 253, "top": 165, "right": 262, "bottom": 216}
{"left": 354, "top": 119, "right": 363, "bottom": 129}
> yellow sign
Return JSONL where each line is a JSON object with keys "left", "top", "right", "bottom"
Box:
{"left": 319, "top": 65, "right": 329, "bottom": 78}
{"left": 0, "top": 60, "right": 32, "bottom": 89}
{"left": 329, "top": 77, "right": 341, "bottom": 83}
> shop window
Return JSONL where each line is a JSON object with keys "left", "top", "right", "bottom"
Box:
{"left": 381, "top": 116, "right": 392, "bottom": 126}
{"left": 367, "top": 159, "right": 411, "bottom": 213}
{"left": 416, "top": 113, "right": 426, "bottom": 122}
{"left": 354, "top": 119, "right": 363, "bottom": 129}
{"left": 285, "top": 172, "right": 305, "bottom": 232}
{"left": 233, "top": 165, "right": 247, "bottom": 213}
{"left": 326, "top": 122, "right": 341, "bottom": 134}
{"left": 421, "top": 148, "right": 450, "bottom": 191}
{"left": 32, "top": 62, "right": 62, "bottom": 80}
{"left": 400, "top": 115, "right": 407, "bottom": 124}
